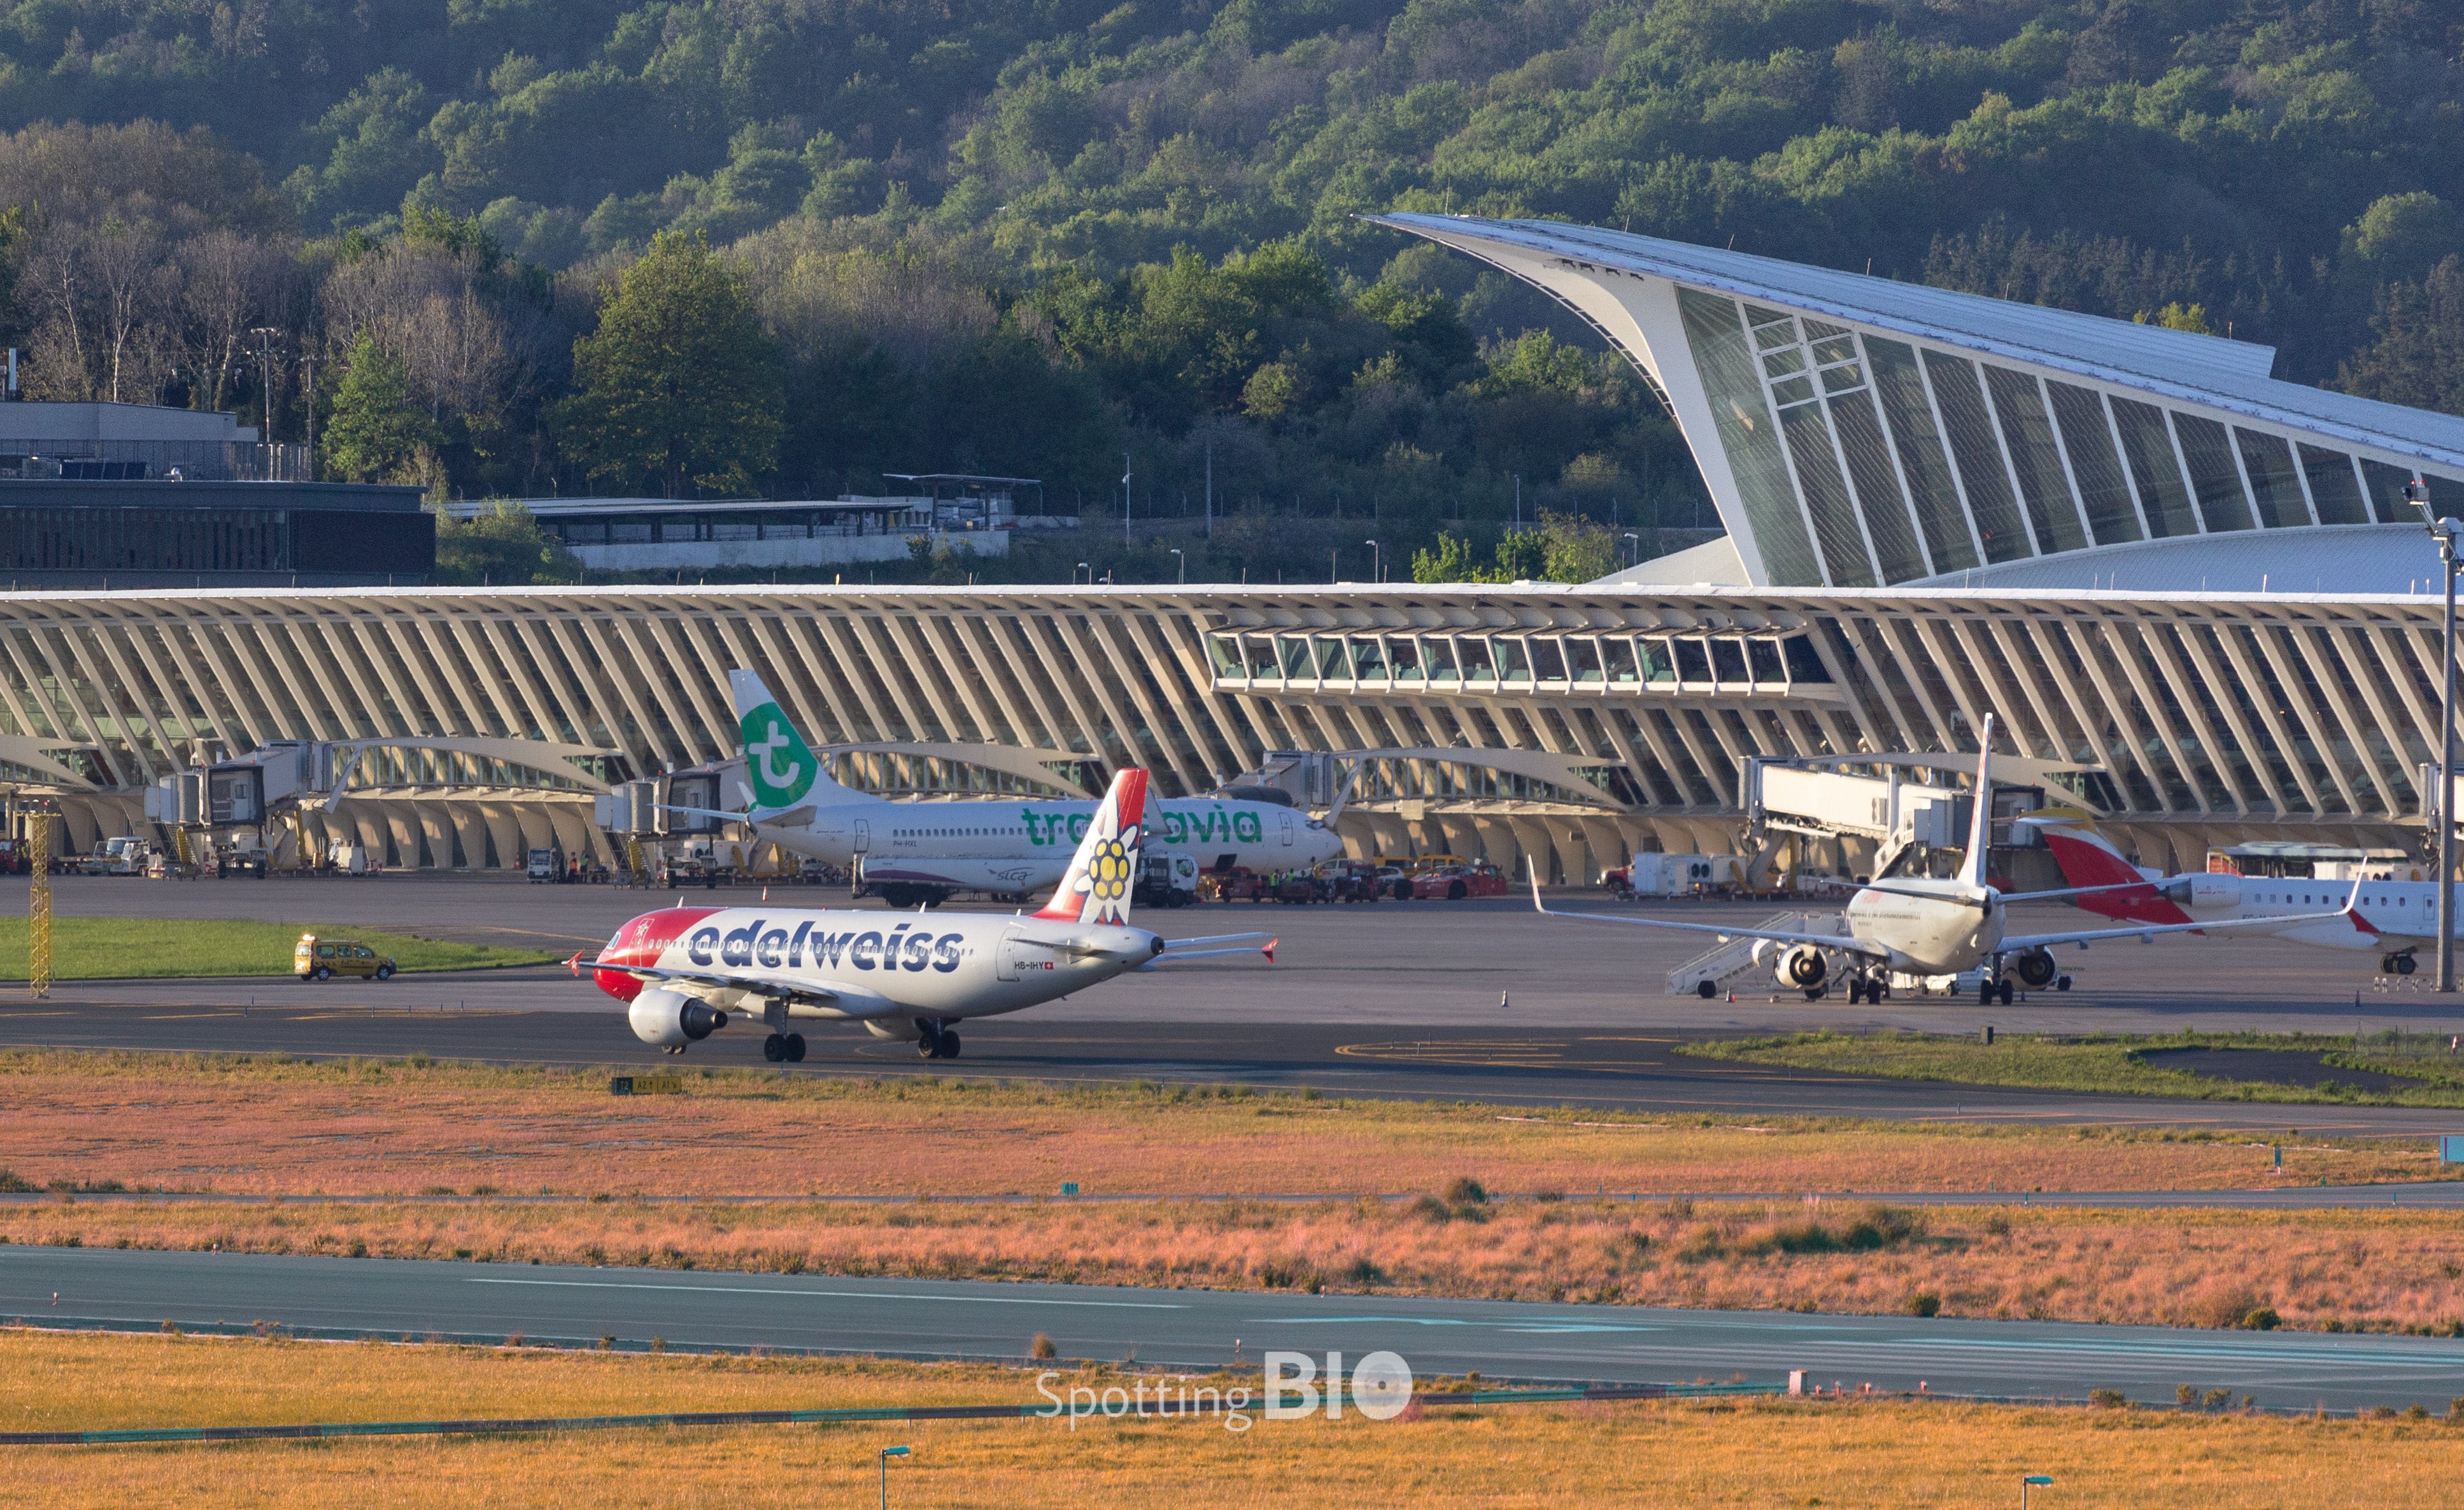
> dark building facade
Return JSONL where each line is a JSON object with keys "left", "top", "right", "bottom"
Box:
{"left": 0, "top": 480, "right": 432, "bottom": 587}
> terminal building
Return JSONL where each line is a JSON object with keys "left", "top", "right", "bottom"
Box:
{"left": 0, "top": 223, "right": 2457, "bottom": 878}
{"left": 0, "top": 402, "right": 430, "bottom": 590}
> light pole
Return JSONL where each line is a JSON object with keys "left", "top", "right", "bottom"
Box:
{"left": 1170, "top": 547, "right": 1185, "bottom": 584}
{"left": 1365, "top": 539, "right": 1380, "bottom": 583}
{"left": 300, "top": 351, "right": 318, "bottom": 481}
{"left": 2415, "top": 474, "right": 2460, "bottom": 994}
{"left": 879, "top": 1444, "right": 910, "bottom": 1509}
{"left": 2021, "top": 1474, "right": 2052, "bottom": 1509}
{"left": 1122, "top": 453, "right": 1132, "bottom": 546}
{"left": 1622, "top": 530, "right": 1641, "bottom": 568}
{"left": 1075, "top": 561, "right": 1089, "bottom": 586}
{"left": 250, "top": 327, "right": 280, "bottom": 444}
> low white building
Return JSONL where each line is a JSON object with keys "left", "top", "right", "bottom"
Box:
{"left": 451, "top": 477, "right": 1052, "bottom": 574}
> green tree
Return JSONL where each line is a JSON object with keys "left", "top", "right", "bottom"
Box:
{"left": 557, "top": 230, "right": 784, "bottom": 498}
{"left": 2339, "top": 257, "right": 2464, "bottom": 418}
{"left": 322, "top": 330, "right": 440, "bottom": 483}
{"left": 430, "top": 502, "right": 581, "bottom": 586}
{"left": 1411, "top": 531, "right": 1487, "bottom": 583}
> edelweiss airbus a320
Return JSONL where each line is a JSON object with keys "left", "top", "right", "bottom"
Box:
{"left": 1532, "top": 716, "right": 2360, "bottom": 1006}
{"left": 581, "top": 768, "right": 1273, "bottom": 1061}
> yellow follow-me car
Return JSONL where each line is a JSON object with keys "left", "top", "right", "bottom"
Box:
{"left": 295, "top": 933, "right": 396, "bottom": 982}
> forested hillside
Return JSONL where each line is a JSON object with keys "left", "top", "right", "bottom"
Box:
{"left": 0, "top": 0, "right": 2456, "bottom": 583}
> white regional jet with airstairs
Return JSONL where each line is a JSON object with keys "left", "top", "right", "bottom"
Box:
{"left": 1531, "top": 717, "right": 2361, "bottom": 1007}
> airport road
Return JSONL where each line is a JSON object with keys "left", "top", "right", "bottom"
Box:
{"left": 8, "top": 1000, "right": 2464, "bottom": 1133}
{"left": 7, "top": 1246, "right": 2459, "bottom": 1413}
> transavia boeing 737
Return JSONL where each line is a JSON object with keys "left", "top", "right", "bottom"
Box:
{"left": 670, "top": 670, "right": 1345, "bottom": 905}
{"left": 1529, "top": 716, "right": 2361, "bottom": 1006}
{"left": 580, "top": 767, "right": 1274, "bottom": 1061}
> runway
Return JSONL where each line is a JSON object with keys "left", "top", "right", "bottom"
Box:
{"left": 8, "top": 997, "right": 2464, "bottom": 1133}
{"left": 8, "top": 1246, "right": 2459, "bottom": 1412}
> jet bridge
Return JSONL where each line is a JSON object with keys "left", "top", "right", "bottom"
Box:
{"left": 1741, "top": 751, "right": 2091, "bottom": 883}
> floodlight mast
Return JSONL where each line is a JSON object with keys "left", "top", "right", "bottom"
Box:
{"left": 2414, "top": 474, "right": 2460, "bottom": 994}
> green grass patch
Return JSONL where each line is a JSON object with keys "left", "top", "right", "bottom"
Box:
{"left": 1679, "top": 1030, "right": 2464, "bottom": 1108}
{"left": 0, "top": 918, "right": 555, "bottom": 980}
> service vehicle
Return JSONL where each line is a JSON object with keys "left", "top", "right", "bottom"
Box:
{"left": 1324, "top": 861, "right": 1385, "bottom": 903}
{"left": 1411, "top": 863, "right": 1510, "bottom": 900}
{"left": 1200, "top": 868, "right": 1274, "bottom": 903}
{"left": 295, "top": 933, "right": 397, "bottom": 982}
{"left": 1131, "top": 852, "right": 1200, "bottom": 908}
{"left": 70, "top": 836, "right": 150, "bottom": 876}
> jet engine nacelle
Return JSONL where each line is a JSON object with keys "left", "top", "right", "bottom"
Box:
{"left": 2161, "top": 874, "right": 2241, "bottom": 908}
{"left": 2009, "top": 947, "right": 2058, "bottom": 990}
{"left": 628, "top": 986, "right": 728, "bottom": 1047}
{"left": 1774, "top": 945, "right": 1828, "bottom": 989}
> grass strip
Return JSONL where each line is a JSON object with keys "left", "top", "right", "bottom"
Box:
{"left": 0, "top": 1046, "right": 2436, "bottom": 1200}
{"left": 0, "top": 919, "right": 554, "bottom": 979}
{"left": 3, "top": 1332, "right": 2460, "bottom": 1508}
{"left": 1, "top": 1379, "right": 1779, "bottom": 1446}
{"left": 1680, "top": 1030, "right": 2464, "bottom": 1108}
{"left": 12, "top": 1197, "right": 2464, "bottom": 1334}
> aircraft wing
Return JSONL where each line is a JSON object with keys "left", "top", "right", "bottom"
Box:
{"left": 573, "top": 957, "right": 902, "bottom": 1017}
{"left": 2001, "top": 878, "right": 2362, "bottom": 951}
{"left": 1529, "top": 863, "right": 1880, "bottom": 957}
{"left": 1159, "top": 932, "right": 1275, "bottom": 950}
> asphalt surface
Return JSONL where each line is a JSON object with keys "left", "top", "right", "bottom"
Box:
{"left": 8, "top": 875, "right": 2464, "bottom": 1131}
{"left": 8, "top": 1247, "right": 2458, "bottom": 1412}
{"left": 7, "top": 1184, "right": 2460, "bottom": 1210}
{"left": 11, "top": 998, "right": 2464, "bottom": 1134}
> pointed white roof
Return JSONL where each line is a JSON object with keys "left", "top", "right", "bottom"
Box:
{"left": 1373, "top": 214, "right": 2464, "bottom": 472}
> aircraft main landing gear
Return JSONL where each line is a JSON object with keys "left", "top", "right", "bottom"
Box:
{"left": 763, "top": 1033, "right": 807, "bottom": 1062}
{"left": 2383, "top": 952, "right": 2418, "bottom": 975}
{"left": 917, "top": 1020, "right": 961, "bottom": 1059}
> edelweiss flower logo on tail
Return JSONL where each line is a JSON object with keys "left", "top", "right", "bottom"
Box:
{"left": 1035, "top": 768, "right": 1150, "bottom": 924}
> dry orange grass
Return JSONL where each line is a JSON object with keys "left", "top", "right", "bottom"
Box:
{"left": 1, "top": 1332, "right": 2459, "bottom": 1508}
{"left": 0, "top": 1048, "right": 2424, "bottom": 1198}
{"left": 14, "top": 1197, "right": 2464, "bottom": 1331}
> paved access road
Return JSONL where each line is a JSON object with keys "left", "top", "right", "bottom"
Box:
{"left": 8, "top": 1247, "right": 2459, "bottom": 1413}
{"left": 8, "top": 1003, "right": 2461, "bottom": 1134}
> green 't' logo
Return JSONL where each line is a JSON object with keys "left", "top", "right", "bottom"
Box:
{"left": 740, "top": 702, "right": 816, "bottom": 808}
